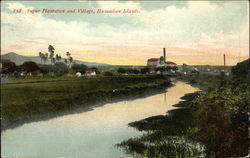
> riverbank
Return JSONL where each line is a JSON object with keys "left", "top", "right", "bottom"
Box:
{"left": 119, "top": 74, "right": 249, "bottom": 157}
{"left": 2, "top": 81, "right": 196, "bottom": 158}
{"left": 1, "top": 75, "right": 171, "bottom": 131}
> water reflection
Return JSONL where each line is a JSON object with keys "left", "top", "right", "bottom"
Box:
{"left": 1, "top": 81, "right": 199, "bottom": 158}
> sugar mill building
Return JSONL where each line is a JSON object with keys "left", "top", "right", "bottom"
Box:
{"left": 147, "top": 48, "right": 177, "bottom": 68}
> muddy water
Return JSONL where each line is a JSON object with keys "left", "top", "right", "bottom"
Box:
{"left": 1, "top": 81, "right": 199, "bottom": 158}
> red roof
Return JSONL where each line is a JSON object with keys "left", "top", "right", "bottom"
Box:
{"left": 165, "top": 61, "right": 177, "bottom": 65}
{"left": 85, "top": 70, "right": 95, "bottom": 74}
{"left": 148, "top": 58, "right": 159, "bottom": 62}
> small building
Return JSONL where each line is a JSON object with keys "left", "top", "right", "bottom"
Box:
{"left": 85, "top": 70, "right": 96, "bottom": 77}
{"left": 146, "top": 48, "right": 178, "bottom": 74}
{"left": 147, "top": 58, "right": 163, "bottom": 68}
{"left": 76, "top": 72, "right": 82, "bottom": 77}
{"left": 147, "top": 58, "right": 177, "bottom": 68}
{"left": 165, "top": 61, "right": 177, "bottom": 67}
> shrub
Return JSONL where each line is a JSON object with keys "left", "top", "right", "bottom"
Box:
{"left": 103, "top": 71, "right": 114, "bottom": 76}
{"left": 72, "top": 63, "right": 88, "bottom": 74}
{"left": 40, "top": 65, "right": 53, "bottom": 74}
{"left": 91, "top": 67, "right": 100, "bottom": 74}
{"left": 21, "top": 61, "right": 40, "bottom": 73}
{"left": 232, "top": 59, "right": 249, "bottom": 77}
{"left": 1, "top": 60, "right": 16, "bottom": 74}
{"left": 52, "top": 62, "right": 68, "bottom": 75}
{"left": 140, "top": 67, "right": 149, "bottom": 74}
{"left": 117, "top": 68, "right": 127, "bottom": 74}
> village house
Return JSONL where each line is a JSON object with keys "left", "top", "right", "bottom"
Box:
{"left": 84, "top": 70, "right": 96, "bottom": 77}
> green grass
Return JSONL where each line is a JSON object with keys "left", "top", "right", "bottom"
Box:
{"left": 182, "top": 74, "right": 223, "bottom": 88}
{"left": 1, "top": 75, "right": 170, "bottom": 130}
{"left": 118, "top": 75, "right": 249, "bottom": 157}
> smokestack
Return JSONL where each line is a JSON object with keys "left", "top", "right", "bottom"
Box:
{"left": 163, "top": 48, "right": 166, "bottom": 62}
{"left": 224, "top": 54, "right": 226, "bottom": 67}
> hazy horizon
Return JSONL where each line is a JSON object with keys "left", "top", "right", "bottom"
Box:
{"left": 1, "top": 1, "right": 249, "bottom": 66}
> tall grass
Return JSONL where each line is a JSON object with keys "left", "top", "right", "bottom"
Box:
{"left": 1, "top": 75, "right": 170, "bottom": 130}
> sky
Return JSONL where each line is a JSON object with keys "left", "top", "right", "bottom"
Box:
{"left": 1, "top": 1, "right": 249, "bottom": 65}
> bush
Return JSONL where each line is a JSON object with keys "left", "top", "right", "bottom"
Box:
{"left": 130, "top": 69, "right": 140, "bottom": 74}
{"left": 21, "top": 61, "right": 40, "bottom": 73}
{"left": 190, "top": 80, "right": 249, "bottom": 157}
{"left": 72, "top": 63, "right": 88, "bottom": 74}
{"left": 140, "top": 67, "right": 149, "bottom": 74}
{"left": 232, "top": 59, "right": 249, "bottom": 77}
{"left": 1, "top": 60, "right": 16, "bottom": 74}
{"left": 40, "top": 65, "right": 53, "bottom": 74}
{"left": 91, "top": 67, "right": 100, "bottom": 74}
{"left": 103, "top": 71, "right": 114, "bottom": 76}
{"left": 52, "top": 62, "right": 68, "bottom": 75}
{"left": 117, "top": 68, "right": 127, "bottom": 74}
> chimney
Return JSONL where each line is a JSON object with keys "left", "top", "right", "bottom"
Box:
{"left": 163, "top": 48, "right": 166, "bottom": 62}
{"left": 224, "top": 54, "right": 226, "bottom": 67}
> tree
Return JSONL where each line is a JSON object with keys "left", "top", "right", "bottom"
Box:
{"left": 52, "top": 57, "right": 56, "bottom": 64}
{"left": 69, "top": 56, "right": 73, "bottom": 67}
{"left": 48, "top": 45, "right": 55, "bottom": 65}
{"left": 91, "top": 67, "right": 100, "bottom": 74}
{"left": 21, "top": 61, "right": 40, "bottom": 73}
{"left": 40, "top": 65, "right": 53, "bottom": 74}
{"left": 172, "top": 66, "right": 178, "bottom": 71}
{"left": 48, "top": 45, "right": 55, "bottom": 54}
{"left": 66, "top": 52, "right": 71, "bottom": 57}
{"left": 117, "top": 68, "right": 127, "bottom": 74}
{"left": 66, "top": 52, "right": 73, "bottom": 67}
{"left": 103, "top": 71, "right": 113, "bottom": 76}
{"left": 232, "top": 59, "right": 249, "bottom": 77}
{"left": 72, "top": 63, "right": 88, "bottom": 73}
{"left": 44, "top": 53, "right": 48, "bottom": 64}
{"left": 141, "top": 67, "right": 149, "bottom": 74}
{"left": 38, "top": 52, "right": 43, "bottom": 63}
{"left": 2, "top": 60, "right": 16, "bottom": 74}
{"left": 52, "top": 62, "right": 68, "bottom": 75}
{"left": 55, "top": 54, "right": 61, "bottom": 63}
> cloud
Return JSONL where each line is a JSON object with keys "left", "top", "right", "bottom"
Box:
{"left": 97, "top": 1, "right": 142, "bottom": 11}
{"left": 1, "top": 1, "right": 249, "bottom": 65}
{"left": 1, "top": 2, "right": 93, "bottom": 55}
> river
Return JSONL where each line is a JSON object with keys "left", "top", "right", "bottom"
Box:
{"left": 1, "top": 81, "right": 199, "bottom": 158}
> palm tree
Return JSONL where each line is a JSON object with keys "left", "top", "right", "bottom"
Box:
{"left": 69, "top": 56, "right": 73, "bottom": 67}
{"left": 38, "top": 52, "right": 43, "bottom": 63}
{"left": 55, "top": 54, "right": 61, "bottom": 63}
{"left": 52, "top": 57, "right": 56, "bottom": 64}
{"left": 41, "top": 53, "right": 45, "bottom": 64}
{"left": 48, "top": 45, "right": 55, "bottom": 65}
{"left": 48, "top": 45, "right": 55, "bottom": 53}
{"left": 45, "top": 53, "right": 48, "bottom": 64}
{"left": 66, "top": 52, "right": 70, "bottom": 57}
{"left": 65, "top": 52, "right": 73, "bottom": 67}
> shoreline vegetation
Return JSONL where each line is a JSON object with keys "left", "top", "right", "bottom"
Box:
{"left": 118, "top": 74, "right": 249, "bottom": 157}
{"left": 1, "top": 75, "right": 171, "bottom": 131}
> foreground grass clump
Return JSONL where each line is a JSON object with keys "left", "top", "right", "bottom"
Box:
{"left": 1, "top": 75, "right": 170, "bottom": 130}
{"left": 118, "top": 75, "right": 249, "bottom": 157}
{"left": 189, "top": 78, "right": 249, "bottom": 157}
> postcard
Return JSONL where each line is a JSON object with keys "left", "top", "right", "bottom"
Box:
{"left": 1, "top": 1, "right": 249, "bottom": 158}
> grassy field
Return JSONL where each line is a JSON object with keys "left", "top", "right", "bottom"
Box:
{"left": 1, "top": 75, "right": 170, "bottom": 130}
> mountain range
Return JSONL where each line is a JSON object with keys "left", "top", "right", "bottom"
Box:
{"left": 1, "top": 52, "right": 109, "bottom": 66}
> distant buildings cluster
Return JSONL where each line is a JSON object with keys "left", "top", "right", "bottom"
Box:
{"left": 76, "top": 70, "right": 96, "bottom": 77}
